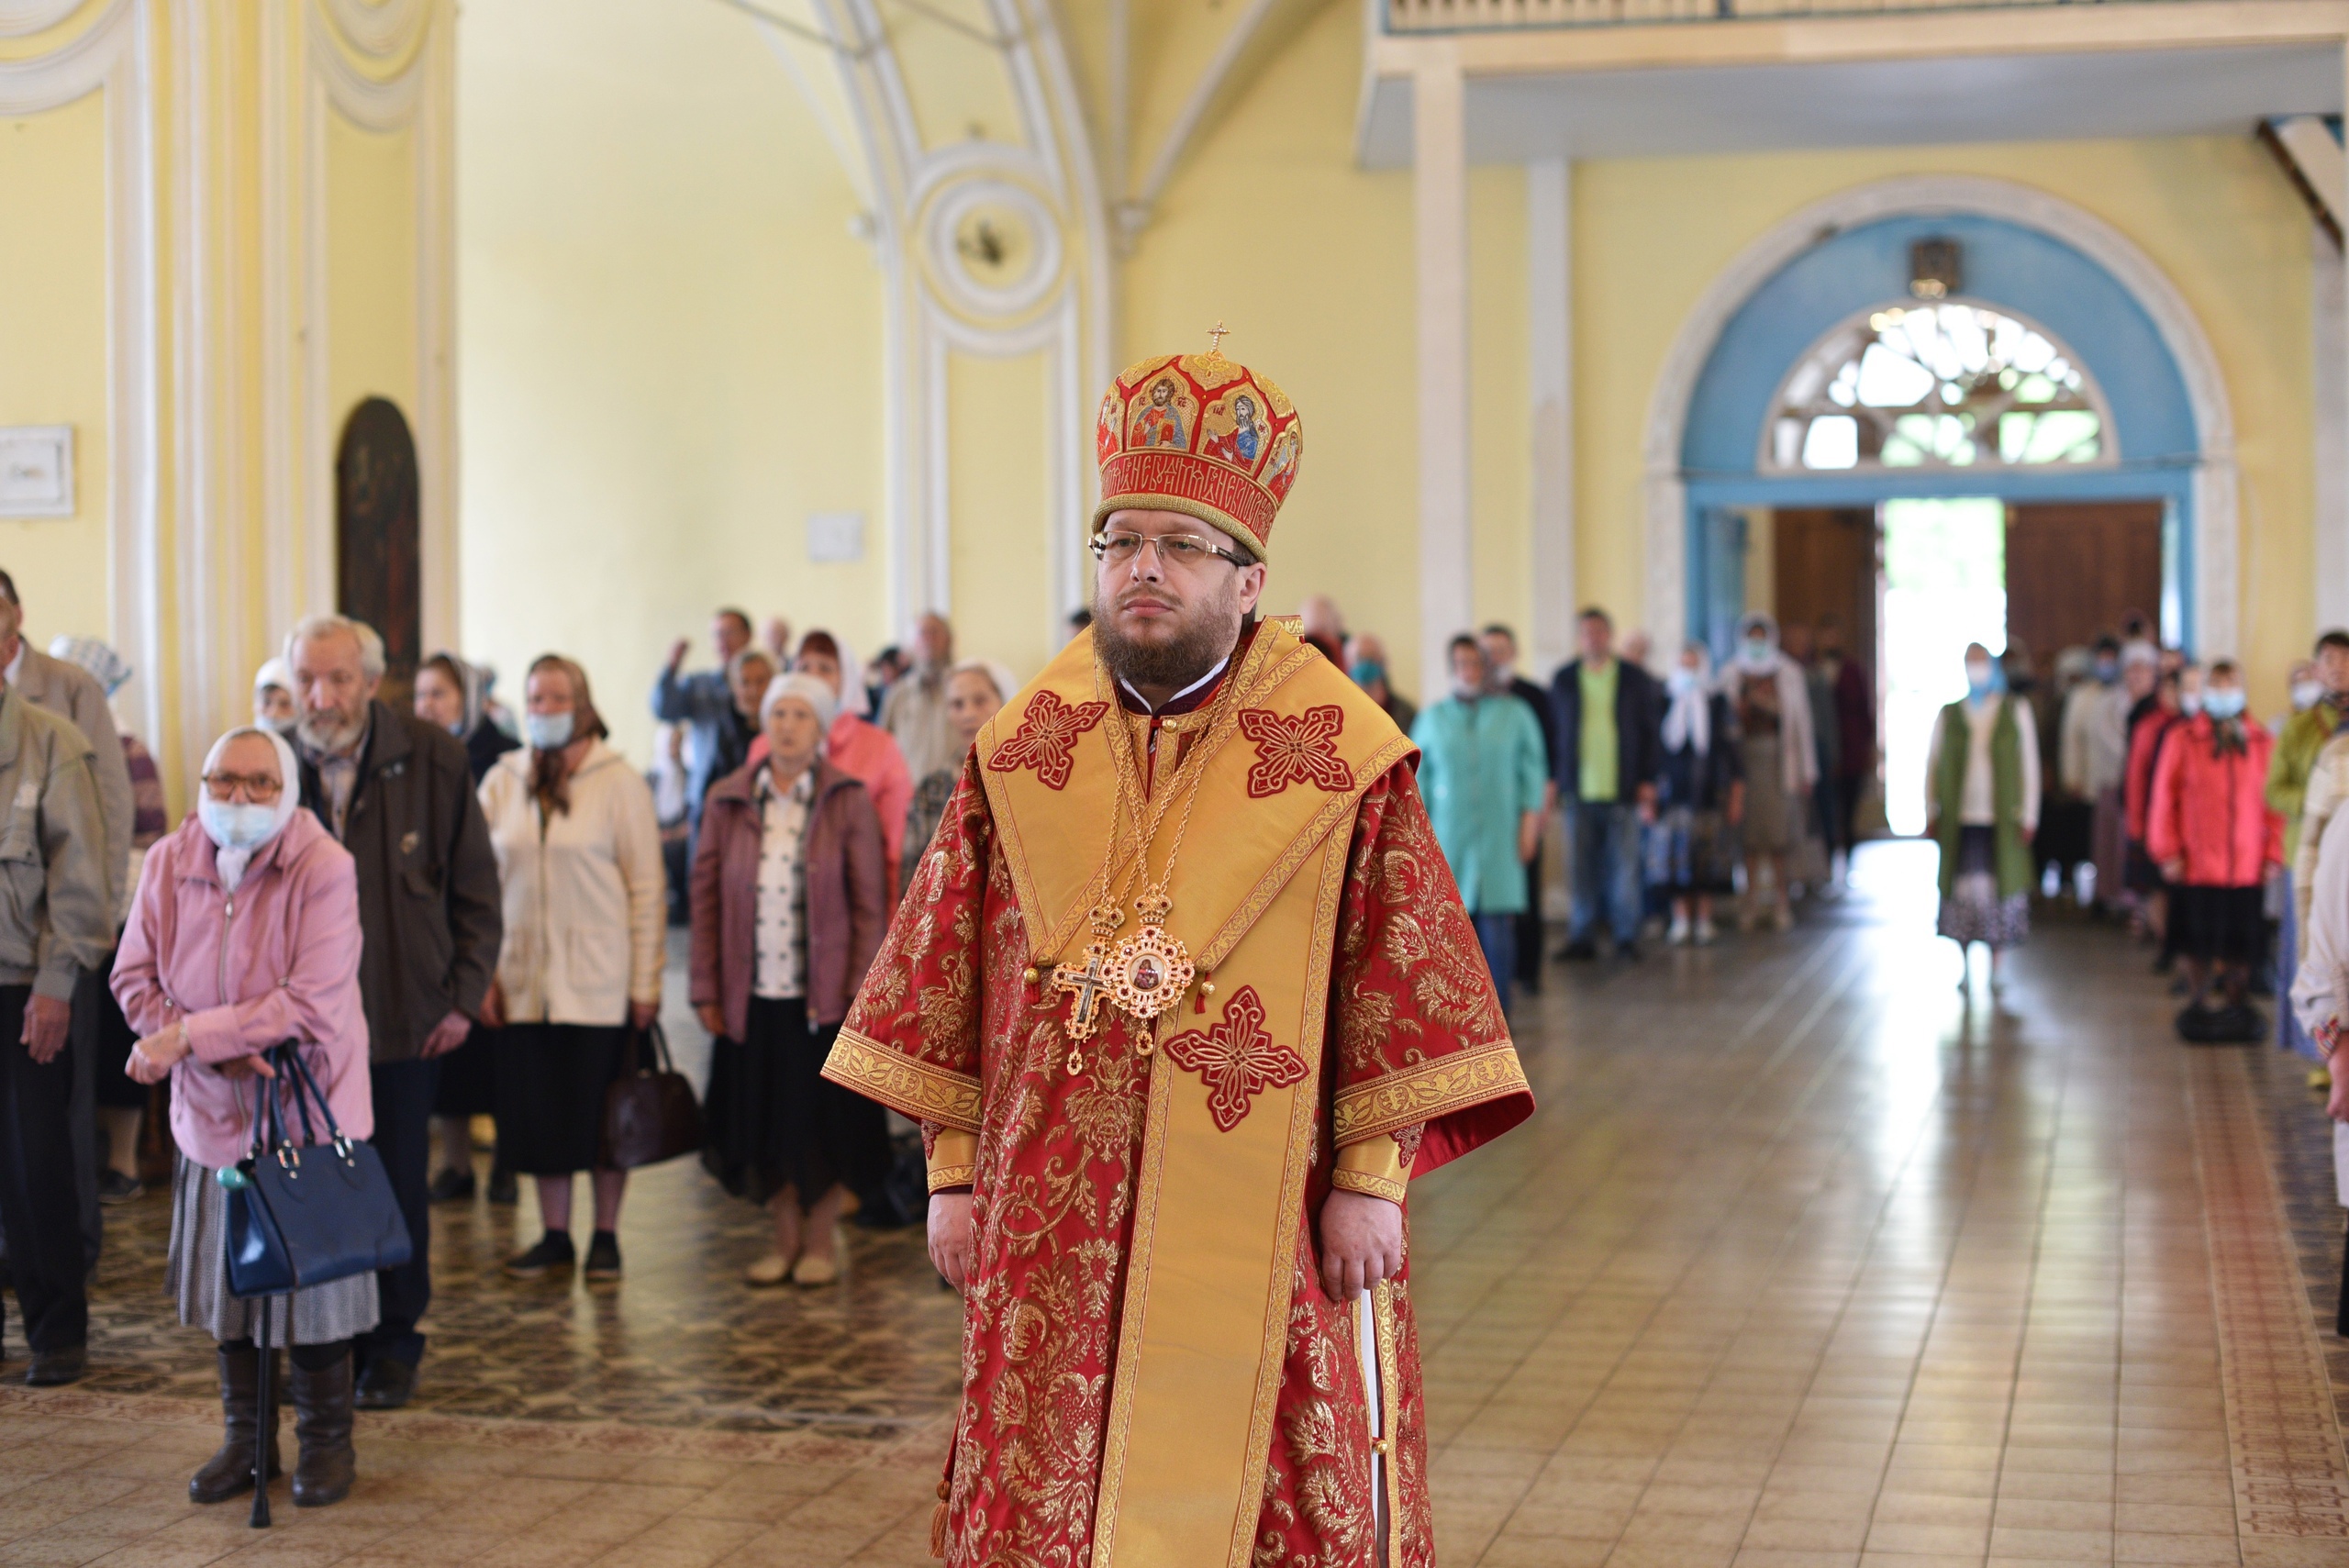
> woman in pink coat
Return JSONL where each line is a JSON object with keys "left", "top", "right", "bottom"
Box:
{"left": 747, "top": 631, "right": 914, "bottom": 892}
{"left": 114, "top": 726, "right": 373, "bottom": 1511}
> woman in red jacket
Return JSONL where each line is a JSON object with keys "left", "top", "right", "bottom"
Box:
{"left": 2147, "top": 660, "right": 2285, "bottom": 1039}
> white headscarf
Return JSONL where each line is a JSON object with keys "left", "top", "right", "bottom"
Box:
{"left": 1661, "top": 645, "right": 1713, "bottom": 757}
{"left": 761, "top": 671, "right": 840, "bottom": 735}
{"left": 200, "top": 726, "right": 302, "bottom": 893}
{"left": 253, "top": 657, "right": 293, "bottom": 701}
{"left": 952, "top": 658, "right": 1020, "bottom": 710}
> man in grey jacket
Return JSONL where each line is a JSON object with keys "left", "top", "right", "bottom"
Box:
{"left": 0, "top": 572, "right": 133, "bottom": 1276}
{"left": 0, "top": 683, "right": 116, "bottom": 1386}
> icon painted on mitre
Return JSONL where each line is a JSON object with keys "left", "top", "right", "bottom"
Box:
{"left": 1201, "top": 392, "right": 1264, "bottom": 470}
{"left": 1264, "top": 428, "right": 1300, "bottom": 500}
{"left": 1130, "top": 378, "right": 1191, "bottom": 450}
{"left": 1096, "top": 394, "right": 1123, "bottom": 464}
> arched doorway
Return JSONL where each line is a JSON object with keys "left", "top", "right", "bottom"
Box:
{"left": 335, "top": 396, "right": 421, "bottom": 706}
{"left": 1642, "top": 175, "right": 2238, "bottom": 667}
{"left": 1644, "top": 179, "right": 2233, "bottom": 838}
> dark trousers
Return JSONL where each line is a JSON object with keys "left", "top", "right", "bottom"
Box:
{"left": 67, "top": 964, "right": 106, "bottom": 1271}
{"left": 1514, "top": 826, "right": 1545, "bottom": 993}
{"left": 0, "top": 985, "right": 87, "bottom": 1351}
{"left": 1567, "top": 800, "right": 1643, "bottom": 946}
{"left": 356, "top": 1057, "right": 437, "bottom": 1369}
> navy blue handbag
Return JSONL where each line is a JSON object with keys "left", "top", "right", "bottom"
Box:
{"left": 224, "top": 1043, "right": 412, "bottom": 1299}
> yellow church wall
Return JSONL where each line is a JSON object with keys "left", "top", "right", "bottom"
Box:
{"left": 947, "top": 349, "right": 1053, "bottom": 680}
{"left": 456, "top": 0, "right": 888, "bottom": 764}
{"left": 1116, "top": 0, "right": 1541, "bottom": 697}
{"left": 1573, "top": 136, "right": 2316, "bottom": 706}
{"left": 0, "top": 88, "right": 115, "bottom": 669}
{"left": 325, "top": 114, "right": 421, "bottom": 497}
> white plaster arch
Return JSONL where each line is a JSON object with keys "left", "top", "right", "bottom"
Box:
{"left": 1640, "top": 174, "right": 2240, "bottom": 659}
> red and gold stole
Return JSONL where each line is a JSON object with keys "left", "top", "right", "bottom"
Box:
{"left": 976, "top": 619, "right": 1411, "bottom": 1568}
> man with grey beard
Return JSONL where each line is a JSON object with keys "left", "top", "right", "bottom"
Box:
{"left": 285, "top": 615, "right": 499, "bottom": 1412}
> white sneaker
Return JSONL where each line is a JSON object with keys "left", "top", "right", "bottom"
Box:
{"left": 1693, "top": 916, "right": 1717, "bottom": 946}
{"left": 1666, "top": 913, "right": 1691, "bottom": 945}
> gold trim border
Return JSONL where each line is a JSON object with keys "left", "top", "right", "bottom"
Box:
{"left": 1330, "top": 1042, "right": 1529, "bottom": 1146}
{"left": 1330, "top": 1169, "right": 1407, "bottom": 1204}
{"left": 1373, "top": 1279, "right": 1404, "bottom": 1568}
{"left": 820, "top": 1029, "right": 983, "bottom": 1132}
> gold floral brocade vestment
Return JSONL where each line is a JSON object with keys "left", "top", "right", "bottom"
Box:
{"left": 823, "top": 622, "right": 1532, "bottom": 1568}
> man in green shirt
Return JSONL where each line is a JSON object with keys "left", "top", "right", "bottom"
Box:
{"left": 1547, "top": 607, "right": 1662, "bottom": 960}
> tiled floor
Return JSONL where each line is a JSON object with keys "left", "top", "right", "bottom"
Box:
{"left": 6, "top": 842, "right": 2348, "bottom": 1565}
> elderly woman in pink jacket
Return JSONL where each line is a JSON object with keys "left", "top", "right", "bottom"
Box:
{"left": 114, "top": 725, "right": 372, "bottom": 1512}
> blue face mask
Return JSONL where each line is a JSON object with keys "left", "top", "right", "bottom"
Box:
{"left": 197, "top": 797, "right": 279, "bottom": 853}
{"left": 2204, "top": 688, "right": 2246, "bottom": 720}
{"left": 2094, "top": 658, "right": 2120, "bottom": 684}
{"left": 524, "top": 711, "right": 575, "bottom": 751}
{"left": 2178, "top": 691, "right": 2204, "bottom": 717}
{"left": 1965, "top": 662, "right": 1994, "bottom": 696}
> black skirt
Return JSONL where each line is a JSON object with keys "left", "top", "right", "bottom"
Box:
{"left": 702, "top": 996, "right": 890, "bottom": 1211}
{"left": 493, "top": 1022, "right": 629, "bottom": 1175}
{"left": 433, "top": 1026, "right": 500, "bottom": 1118}
{"left": 2172, "top": 884, "right": 2267, "bottom": 965}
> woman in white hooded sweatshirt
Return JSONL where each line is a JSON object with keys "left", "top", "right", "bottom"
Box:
{"left": 477, "top": 656, "right": 663, "bottom": 1284}
{"left": 2288, "top": 791, "right": 2349, "bottom": 1337}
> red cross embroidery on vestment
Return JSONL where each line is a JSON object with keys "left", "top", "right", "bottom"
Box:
{"left": 1160, "top": 984, "right": 1307, "bottom": 1131}
{"left": 1238, "top": 705, "right": 1353, "bottom": 798}
{"left": 985, "top": 690, "right": 1109, "bottom": 791}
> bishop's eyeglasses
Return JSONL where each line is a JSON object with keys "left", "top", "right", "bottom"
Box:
{"left": 1089, "top": 530, "right": 1248, "bottom": 571}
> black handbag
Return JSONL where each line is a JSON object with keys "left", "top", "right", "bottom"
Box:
{"left": 224, "top": 1042, "right": 413, "bottom": 1299}
{"left": 601, "top": 1021, "right": 703, "bottom": 1170}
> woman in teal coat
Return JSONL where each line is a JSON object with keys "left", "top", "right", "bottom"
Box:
{"left": 1413, "top": 635, "right": 1551, "bottom": 1015}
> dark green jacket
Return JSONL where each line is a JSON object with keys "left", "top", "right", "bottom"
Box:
{"left": 1934, "top": 697, "right": 2032, "bottom": 900}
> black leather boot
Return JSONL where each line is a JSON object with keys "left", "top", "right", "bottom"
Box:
{"left": 289, "top": 1351, "right": 356, "bottom": 1507}
{"left": 189, "top": 1342, "right": 281, "bottom": 1504}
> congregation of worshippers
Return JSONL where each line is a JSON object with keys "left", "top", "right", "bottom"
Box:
{"left": 9, "top": 571, "right": 2349, "bottom": 1501}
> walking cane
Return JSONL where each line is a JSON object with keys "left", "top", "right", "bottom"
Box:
{"left": 251, "top": 1296, "right": 274, "bottom": 1528}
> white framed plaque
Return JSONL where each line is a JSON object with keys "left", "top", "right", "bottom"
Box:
{"left": 0, "top": 428, "right": 73, "bottom": 518}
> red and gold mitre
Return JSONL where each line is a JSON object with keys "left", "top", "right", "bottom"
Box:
{"left": 1091, "top": 339, "right": 1302, "bottom": 562}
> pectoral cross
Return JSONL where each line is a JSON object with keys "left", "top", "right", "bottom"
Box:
{"left": 1052, "top": 943, "right": 1114, "bottom": 1073}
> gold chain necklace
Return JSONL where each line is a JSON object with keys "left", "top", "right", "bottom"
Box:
{"left": 1049, "top": 652, "right": 1250, "bottom": 1074}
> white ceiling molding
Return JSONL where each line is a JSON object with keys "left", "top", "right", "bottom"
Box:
{"left": 0, "top": 0, "right": 165, "bottom": 770}
{"left": 745, "top": 0, "right": 1109, "bottom": 648}
{"left": 1639, "top": 173, "right": 2241, "bottom": 657}
{"left": 0, "top": 0, "right": 83, "bottom": 41}
{"left": 317, "top": 0, "right": 425, "bottom": 61}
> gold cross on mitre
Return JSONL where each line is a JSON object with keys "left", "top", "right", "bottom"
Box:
{"left": 1206, "top": 321, "right": 1229, "bottom": 355}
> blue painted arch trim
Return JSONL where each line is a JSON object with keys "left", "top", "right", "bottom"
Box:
{"left": 1678, "top": 210, "right": 2207, "bottom": 650}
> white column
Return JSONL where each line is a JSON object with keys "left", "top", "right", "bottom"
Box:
{"left": 1528, "top": 159, "right": 1575, "bottom": 680}
{"left": 1414, "top": 52, "right": 1470, "bottom": 706}
{"left": 2317, "top": 221, "right": 2348, "bottom": 635}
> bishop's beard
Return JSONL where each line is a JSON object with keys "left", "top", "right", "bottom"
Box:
{"left": 1093, "top": 575, "right": 1242, "bottom": 694}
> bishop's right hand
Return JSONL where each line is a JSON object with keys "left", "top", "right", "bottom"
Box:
{"left": 930, "top": 1191, "right": 975, "bottom": 1289}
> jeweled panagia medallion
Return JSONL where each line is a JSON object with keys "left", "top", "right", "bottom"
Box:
{"left": 1105, "top": 886, "right": 1196, "bottom": 1050}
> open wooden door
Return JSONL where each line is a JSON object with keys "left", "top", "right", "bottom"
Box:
{"left": 2003, "top": 502, "right": 2163, "bottom": 662}
{"left": 1772, "top": 507, "right": 1879, "bottom": 668}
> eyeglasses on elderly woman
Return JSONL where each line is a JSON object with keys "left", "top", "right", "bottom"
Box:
{"left": 201, "top": 772, "right": 284, "bottom": 804}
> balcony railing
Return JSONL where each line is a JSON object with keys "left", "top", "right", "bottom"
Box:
{"left": 1387, "top": 0, "right": 2173, "bottom": 30}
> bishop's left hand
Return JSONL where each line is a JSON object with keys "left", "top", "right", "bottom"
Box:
{"left": 1318, "top": 1189, "right": 1404, "bottom": 1303}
